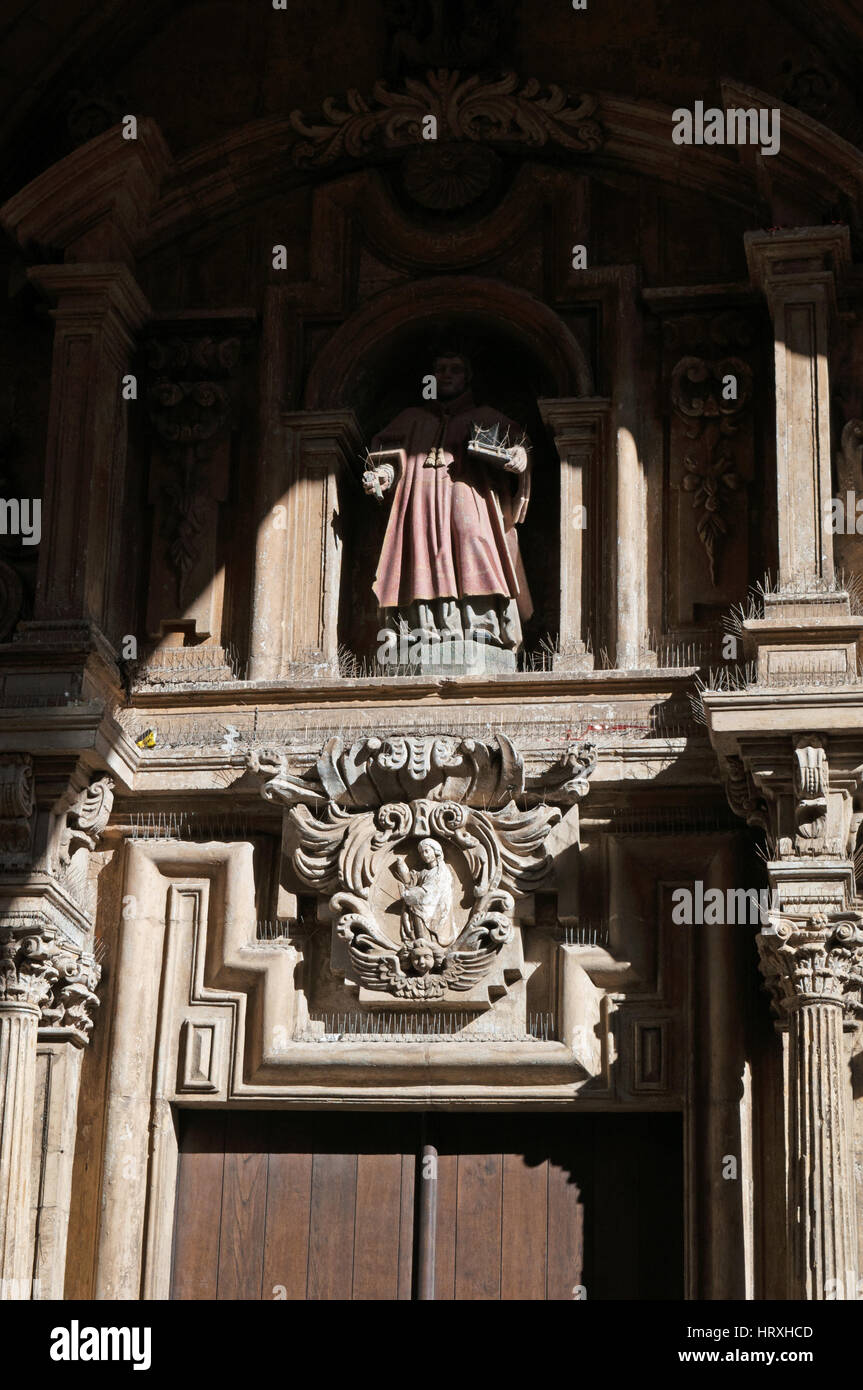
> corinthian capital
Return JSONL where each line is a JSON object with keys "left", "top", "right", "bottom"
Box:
{"left": 0, "top": 919, "right": 102, "bottom": 1041}
{"left": 758, "top": 911, "right": 863, "bottom": 1020}
{"left": 40, "top": 947, "right": 102, "bottom": 1043}
{"left": 0, "top": 921, "right": 60, "bottom": 1012}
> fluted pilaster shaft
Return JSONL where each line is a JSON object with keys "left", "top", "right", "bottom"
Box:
{"left": 759, "top": 912, "right": 863, "bottom": 1300}
{"left": 0, "top": 1004, "right": 40, "bottom": 1283}
{"left": 789, "top": 1000, "right": 857, "bottom": 1298}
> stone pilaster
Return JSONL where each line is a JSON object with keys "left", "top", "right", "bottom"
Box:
{"left": 0, "top": 919, "right": 101, "bottom": 1294}
{"left": 758, "top": 913, "right": 863, "bottom": 1299}
{"left": 745, "top": 227, "right": 850, "bottom": 586}
{"left": 0, "top": 922, "right": 59, "bottom": 1286}
{"left": 707, "top": 705, "right": 863, "bottom": 1300}
{"left": 25, "top": 265, "right": 150, "bottom": 635}
{"left": 249, "top": 409, "right": 362, "bottom": 679}
{"left": 538, "top": 397, "right": 610, "bottom": 671}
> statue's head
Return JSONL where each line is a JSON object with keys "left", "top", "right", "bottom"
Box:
{"left": 418, "top": 837, "right": 443, "bottom": 867}
{"left": 407, "top": 939, "right": 437, "bottom": 975}
{"left": 432, "top": 344, "right": 472, "bottom": 400}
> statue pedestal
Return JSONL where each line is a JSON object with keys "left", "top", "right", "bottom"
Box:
{"left": 381, "top": 641, "right": 517, "bottom": 677}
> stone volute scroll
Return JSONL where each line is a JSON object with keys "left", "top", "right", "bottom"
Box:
{"left": 247, "top": 734, "right": 595, "bottom": 1005}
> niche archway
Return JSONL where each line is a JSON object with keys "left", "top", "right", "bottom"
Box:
{"left": 303, "top": 277, "right": 594, "bottom": 669}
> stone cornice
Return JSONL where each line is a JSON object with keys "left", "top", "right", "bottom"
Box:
{"left": 0, "top": 119, "right": 171, "bottom": 262}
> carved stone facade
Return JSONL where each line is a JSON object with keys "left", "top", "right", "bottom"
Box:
{"left": 1, "top": 0, "right": 863, "bottom": 1308}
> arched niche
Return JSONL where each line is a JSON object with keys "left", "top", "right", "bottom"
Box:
{"left": 304, "top": 275, "right": 593, "bottom": 410}
{"left": 298, "top": 277, "right": 597, "bottom": 670}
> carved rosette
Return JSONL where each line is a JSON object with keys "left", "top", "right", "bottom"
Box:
{"left": 758, "top": 912, "right": 863, "bottom": 1020}
{"left": 249, "top": 735, "right": 594, "bottom": 1003}
{"left": 0, "top": 921, "right": 101, "bottom": 1042}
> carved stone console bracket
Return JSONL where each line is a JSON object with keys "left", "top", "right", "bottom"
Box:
{"left": 0, "top": 755, "right": 35, "bottom": 869}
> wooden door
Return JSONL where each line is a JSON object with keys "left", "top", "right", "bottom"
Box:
{"left": 171, "top": 1110, "right": 682, "bottom": 1300}
{"left": 172, "top": 1111, "right": 417, "bottom": 1300}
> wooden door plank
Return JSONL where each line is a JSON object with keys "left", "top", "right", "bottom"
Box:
{"left": 454, "top": 1148, "right": 502, "bottom": 1301}
{"left": 306, "top": 1149, "right": 358, "bottom": 1300}
{"left": 217, "top": 1112, "right": 271, "bottom": 1300}
{"left": 352, "top": 1151, "right": 405, "bottom": 1299}
{"left": 262, "top": 1145, "right": 314, "bottom": 1302}
{"left": 171, "top": 1110, "right": 226, "bottom": 1301}
{"left": 546, "top": 1123, "right": 586, "bottom": 1302}
{"left": 501, "top": 1147, "right": 548, "bottom": 1300}
{"left": 397, "top": 1151, "right": 416, "bottom": 1301}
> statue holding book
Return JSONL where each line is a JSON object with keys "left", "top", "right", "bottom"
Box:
{"left": 362, "top": 346, "right": 533, "bottom": 671}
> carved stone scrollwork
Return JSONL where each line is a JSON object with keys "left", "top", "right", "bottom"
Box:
{"left": 722, "top": 754, "right": 768, "bottom": 831}
{"left": 248, "top": 732, "right": 526, "bottom": 809}
{"left": 58, "top": 775, "right": 114, "bottom": 869}
{"left": 249, "top": 735, "right": 594, "bottom": 1003}
{"left": 0, "top": 754, "right": 35, "bottom": 869}
{"left": 289, "top": 69, "right": 604, "bottom": 170}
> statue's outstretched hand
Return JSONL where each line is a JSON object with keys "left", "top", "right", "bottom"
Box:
{"left": 362, "top": 463, "right": 395, "bottom": 497}
{"left": 505, "top": 444, "right": 528, "bottom": 475}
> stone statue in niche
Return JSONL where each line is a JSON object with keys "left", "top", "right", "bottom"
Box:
{"left": 362, "top": 345, "right": 533, "bottom": 671}
{"left": 395, "top": 837, "right": 455, "bottom": 948}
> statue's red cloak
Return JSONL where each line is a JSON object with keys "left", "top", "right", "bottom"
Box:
{"left": 369, "top": 390, "right": 533, "bottom": 620}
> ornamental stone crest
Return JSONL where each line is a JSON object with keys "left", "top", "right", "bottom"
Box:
{"left": 248, "top": 735, "right": 594, "bottom": 1004}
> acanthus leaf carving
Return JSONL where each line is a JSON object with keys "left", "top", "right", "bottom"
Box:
{"left": 289, "top": 69, "right": 603, "bottom": 169}
{"left": 0, "top": 918, "right": 102, "bottom": 1042}
{"left": 0, "top": 920, "right": 59, "bottom": 1012}
{"left": 248, "top": 733, "right": 526, "bottom": 809}
{"left": 758, "top": 910, "right": 863, "bottom": 1020}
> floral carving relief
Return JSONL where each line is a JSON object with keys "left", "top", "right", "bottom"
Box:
{"left": 290, "top": 70, "right": 604, "bottom": 189}
{"left": 671, "top": 354, "right": 752, "bottom": 585}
